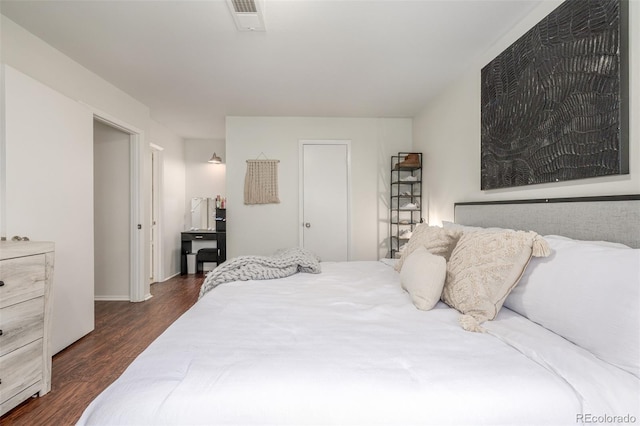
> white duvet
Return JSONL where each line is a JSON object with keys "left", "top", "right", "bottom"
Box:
{"left": 78, "top": 261, "right": 639, "bottom": 425}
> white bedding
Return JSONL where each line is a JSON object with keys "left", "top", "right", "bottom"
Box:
{"left": 78, "top": 261, "right": 638, "bottom": 425}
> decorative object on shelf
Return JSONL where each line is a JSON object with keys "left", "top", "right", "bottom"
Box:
{"left": 399, "top": 229, "right": 413, "bottom": 240}
{"left": 400, "top": 202, "right": 419, "bottom": 210}
{"left": 394, "top": 153, "right": 420, "bottom": 169}
{"left": 481, "top": 0, "right": 629, "bottom": 190}
{"left": 214, "top": 195, "right": 226, "bottom": 209}
{"left": 389, "top": 152, "right": 423, "bottom": 259}
{"left": 207, "top": 152, "right": 223, "bottom": 164}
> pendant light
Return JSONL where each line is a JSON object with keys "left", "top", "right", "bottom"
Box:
{"left": 208, "top": 153, "right": 223, "bottom": 164}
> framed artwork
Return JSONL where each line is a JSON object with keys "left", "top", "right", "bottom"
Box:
{"left": 481, "top": 0, "right": 629, "bottom": 190}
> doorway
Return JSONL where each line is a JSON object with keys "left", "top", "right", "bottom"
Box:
{"left": 299, "top": 140, "right": 351, "bottom": 261}
{"left": 94, "top": 120, "right": 131, "bottom": 300}
{"left": 90, "top": 110, "right": 146, "bottom": 303}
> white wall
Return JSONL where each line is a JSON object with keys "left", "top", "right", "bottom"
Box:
{"left": 0, "top": 16, "right": 150, "bottom": 132}
{"left": 1, "top": 16, "right": 187, "bottom": 350}
{"left": 226, "top": 117, "right": 412, "bottom": 260}
{"left": 184, "top": 139, "right": 226, "bottom": 229}
{"left": 413, "top": 0, "right": 640, "bottom": 225}
{"left": 1, "top": 15, "right": 155, "bottom": 301}
{"left": 150, "top": 120, "right": 186, "bottom": 280}
{"left": 4, "top": 66, "right": 95, "bottom": 354}
{"left": 94, "top": 120, "right": 130, "bottom": 300}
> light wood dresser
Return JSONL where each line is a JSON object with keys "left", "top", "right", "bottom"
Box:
{"left": 0, "top": 241, "right": 54, "bottom": 416}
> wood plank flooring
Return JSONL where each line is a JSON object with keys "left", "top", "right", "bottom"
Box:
{"left": 1, "top": 274, "right": 204, "bottom": 426}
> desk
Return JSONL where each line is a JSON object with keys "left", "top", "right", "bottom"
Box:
{"left": 181, "top": 231, "right": 226, "bottom": 274}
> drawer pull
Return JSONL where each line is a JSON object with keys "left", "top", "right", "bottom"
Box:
{"left": 195, "top": 235, "right": 204, "bottom": 239}
{"left": 0, "top": 280, "right": 4, "bottom": 287}
{"left": 0, "top": 329, "right": 3, "bottom": 336}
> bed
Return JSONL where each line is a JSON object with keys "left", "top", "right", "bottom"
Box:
{"left": 78, "top": 196, "right": 640, "bottom": 425}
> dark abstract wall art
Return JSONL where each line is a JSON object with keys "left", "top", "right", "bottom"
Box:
{"left": 481, "top": 0, "right": 629, "bottom": 190}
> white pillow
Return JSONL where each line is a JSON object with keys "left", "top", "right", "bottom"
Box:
{"left": 400, "top": 247, "right": 447, "bottom": 311}
{"left": 505, "top": 237, "right": 640, "bottom": 378}
{"left": 543, "top": 234, "right": 632, "bottom": 249}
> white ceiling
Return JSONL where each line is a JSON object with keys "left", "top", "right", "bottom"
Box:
{"left": 1, "top": 0, "right": 541, "bottom": 140}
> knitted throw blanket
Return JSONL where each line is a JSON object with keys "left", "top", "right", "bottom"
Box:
{"left": 198, "top": 247, "right": 321, "bottom": 299}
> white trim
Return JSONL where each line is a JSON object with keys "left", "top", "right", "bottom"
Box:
{"left": 96, "top": 294, "right": 152, "bottom": 302}
{"left": 0, "top": 64, "right": 6, "bottom": 240}
{"left": 83, "top": 103, "right": 146, "bottom": 303}
{"left": 161, "top": 272, "right": 181, "bottom": 282}
{"left": 88, "top": 105, "right": 144, "bottom": 136}
{"left": 129, "top": 134, "right": 145, "bottom": 302}
{"left": 150, "top": 143, "right": 164, "bottom": 283}
{"left": 298, "top": 140, "right": 352, "bottom": 261}
{"left": 94, "top": 295, "right": 131, "bottom": 302}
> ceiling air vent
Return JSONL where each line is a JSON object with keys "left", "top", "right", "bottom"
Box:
{"left": 226, "top": 0, "right": 266, "bottom": 32}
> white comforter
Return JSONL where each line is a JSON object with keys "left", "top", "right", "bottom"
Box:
{"left": 78, "top": 261, "right": 639, "bottom": 425}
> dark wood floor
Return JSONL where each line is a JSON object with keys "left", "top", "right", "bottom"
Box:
{"left": 1, "top": 274, "right": 204, "bottom": 426}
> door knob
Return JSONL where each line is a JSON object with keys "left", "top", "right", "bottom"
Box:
{"left": 304, "top": 223, "right": 311, "bottom": 228}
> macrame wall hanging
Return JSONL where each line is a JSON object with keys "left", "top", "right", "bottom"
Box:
{"left": 244, "top": 156, "right": 280, "bottom": 205}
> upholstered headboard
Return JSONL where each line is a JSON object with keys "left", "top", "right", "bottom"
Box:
{"left": 454, "top": 195, "right": 640, "bottom": 249}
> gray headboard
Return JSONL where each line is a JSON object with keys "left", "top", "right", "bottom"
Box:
{"left": 454, "top": 195, "right": 640, "bottom": 249}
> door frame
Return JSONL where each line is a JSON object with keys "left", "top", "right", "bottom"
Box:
{"left": 298, "top": 140, "right": 352, "bottom": 260}
{"left": 87, "top": 104, "right": 147, "bottom": 302}
{"left": 150, "top": 143, "right": 164, "bottom": 283}
{"left": 0, "top": 64, "right": 6, "bottom": 239}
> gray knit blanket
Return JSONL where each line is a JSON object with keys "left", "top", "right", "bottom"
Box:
{"left": 198, "top": 247, "right": 321, "bottom": 299}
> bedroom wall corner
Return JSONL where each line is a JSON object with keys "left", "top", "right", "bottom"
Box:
{"left": 413, "top": 0, "right": 640, "bottom": 225}
{"left": 225, "top": 117, "right": 412, "bottom": 261}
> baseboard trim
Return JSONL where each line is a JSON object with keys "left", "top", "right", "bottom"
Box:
{"left": 94, "top": 295, "right": 130, "bottom": 302}
{"left": 161, "top": 272, "right": 180, "bottom": 282}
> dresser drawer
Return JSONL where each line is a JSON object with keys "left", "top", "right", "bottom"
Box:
{"left": 0, "top": 338, "right": 43, "bottom": 406}
{"left": 0, "top": 297, "right": 44, "bottom": 357}
{"left": 0, "top": 255, "right": 46, "bottom": 309}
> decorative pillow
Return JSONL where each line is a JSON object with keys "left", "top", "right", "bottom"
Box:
{"left": 394, "top": 225, "right": 462, "bottom": 272}
{"left": 505, "top": 237, "right": 639, "bottom": 378}
{"left": 400, "top": 247, "right": 447, "bottom": 311}
{"left": 442, "top": 230, "right": 550, "bottom": 332}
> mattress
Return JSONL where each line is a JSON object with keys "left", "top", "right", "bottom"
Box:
{"left": 78, "top": 261, "right": 638, "bottom": 425}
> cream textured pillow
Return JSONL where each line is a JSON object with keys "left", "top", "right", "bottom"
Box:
{"left": 395, "top": 225, "right": 462, "bottom": 272}
{"left": 442, "top": 230, "right": 550, "bottom": 332}
{"left": 400, "top": 247, "right": 447, "bottom": 311}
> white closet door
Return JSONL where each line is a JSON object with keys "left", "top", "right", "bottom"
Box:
{"left": 301, "top": 142, "right": 350, "bottom": 261}
{"left": 4, "top": 66, "right": 95, "bottom": 354}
